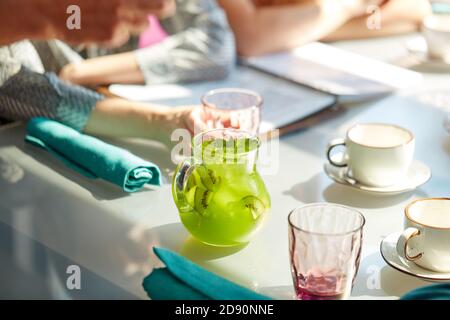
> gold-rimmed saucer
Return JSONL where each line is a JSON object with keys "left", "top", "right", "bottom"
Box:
{"left": 324, "top": 160, "right": 431, "bottom": 195}
{"left": 380, "top": 232, "right": 450, "bottom": 282}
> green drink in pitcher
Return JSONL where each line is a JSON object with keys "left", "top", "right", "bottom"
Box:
{"left": 172, "top": 129, "right": 271, "bottom": 247}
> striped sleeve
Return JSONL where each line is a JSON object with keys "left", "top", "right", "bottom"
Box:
{"left": 0, "top": 66, "right": 103, "bottom": 131}
{"left": 134, "top": 0, "right": 236, "bottom": 84}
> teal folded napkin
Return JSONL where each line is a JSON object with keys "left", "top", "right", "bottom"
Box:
{"left": 401, "top": 284, "right": 450, "bottom": 300}
{"left": 25, "top": 117, "right": 162, "bottom": 192}
{"left": 143, "top": 247, "right": 272, "bottom": 300}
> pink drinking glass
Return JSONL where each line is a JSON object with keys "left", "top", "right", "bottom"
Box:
{"left": 288, "top": 203, "right": 365, "bottom": 300}
{"left": 201, "top": 88, "right": 262, "bottom": 134}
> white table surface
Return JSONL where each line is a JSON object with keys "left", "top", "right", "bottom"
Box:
{"left": 1, "top": 33, "right": 449, "bottom": 300}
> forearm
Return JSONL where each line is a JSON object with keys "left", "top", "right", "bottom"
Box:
{"left": 324, "top": 0, "right": 431, "bottom": 41}
{"left": 84, "top": 98, "right": 190, "bottom": 146}
{"left": 324, "top": 18, "right": 417, "bottom": 41}
{"left": 0, "top": 68, "right": 187, "bottom": 146}
{"left": 221, "top": 0, "right": 356, "bottom": 56}
{"left": 60, "top": 52, "right": 145, "bottom": 86}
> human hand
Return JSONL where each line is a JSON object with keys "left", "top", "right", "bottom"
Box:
{"left": 251, "top": 0, "right": 390, "bottom": 23}
{"left": 166, "top": 106, "right": 242, "bottom": 139}
{"left": 167, "top": 106, "right": 211, "bottom": 137}
{"left": 342, "top": 0, "right": 389, "bottom": 18}
{"left": 2, "top": 0, "right": 176, "bottom": 47}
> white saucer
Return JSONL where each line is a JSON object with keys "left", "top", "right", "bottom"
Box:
{"left": 324, "top": 160, "right": 431, "bottom": 195}
{"left": 380, "top": 232, "right": 450, "bottom": 282}
{"left": 406, "top": 37, "right": 450, "bottom": 71}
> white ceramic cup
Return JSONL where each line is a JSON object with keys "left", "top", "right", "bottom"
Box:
{"left": 326, "top": 123, "right": 415, "bottom": 187}
{"left": 396, "top": 198, "right": 450, "bottom": 273}
{"left": 422, "top": 14, "right": 450, "bottom": 62}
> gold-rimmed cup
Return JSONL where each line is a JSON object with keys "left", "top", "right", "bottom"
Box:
{"left": 422, "top": 14, "right": 450, "bottom": 62}
{"left": 396, "top": 198, "right": 450, "bottom": 272}
{"left": 326, "top": 123, "right": 415, "bottom": 187}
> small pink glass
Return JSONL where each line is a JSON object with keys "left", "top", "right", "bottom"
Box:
{"left": 201, "top": 88, "right": 262, "bottom": 134}
{"left": 288, "top": 203, "right": 365, "bottom": 300}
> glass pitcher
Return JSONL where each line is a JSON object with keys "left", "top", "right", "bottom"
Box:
{"left": 172, "top": 129, "right": 271, "bottom": 247}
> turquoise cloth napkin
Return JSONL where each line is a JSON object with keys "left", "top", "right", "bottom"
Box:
{"left": 25, "top": 117, "right": 162, "bottom": 192}
{"left": 143, "top": 247, "right": 272, "bottom": 300}
{"left": 401, "top": 284, "right": 450, "bottom": 300}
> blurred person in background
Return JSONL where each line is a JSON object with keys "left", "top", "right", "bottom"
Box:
{"left": 0, "top": 37, "right": 206, "bottom": 147}
{"left": 59, "top": 0, "right": 235, "bottom": 86}
{"left": 218, "top": 0, "right": 431, "bottom": 56}
{"left": 0, "top": 0, "right": 175, "bottom": 47}
{"left": 0, "top": 0, "right": 235, "bottom": 144}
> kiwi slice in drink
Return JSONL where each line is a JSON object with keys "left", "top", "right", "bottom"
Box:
{"left": 195, "top": 166, "right": 221, "bottom": 191}
{"left": 185, "top": 185, "right": 198, "bottom": 209}
{"left": 241, "top": 195, "right": 266, "bottom": 220}
{"left": 233, "top": 138, "right": 248, "bottom": 153}
{"left": 202, "top": 139, "right": 228, "bottom": 159}
{"left": 193, "top": 186, "right": 213, "bottom": 216}
{"left": 186, "top": 168, "right": 206, "bottom": 190}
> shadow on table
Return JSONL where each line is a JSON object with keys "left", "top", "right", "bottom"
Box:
{"left": 322, "top": 184, "right": 428, "bottom": 209}
{"left": 181, "top": 237, "right": 247, "bottom": 261}
{"left": 284, "top": 172, "right": 429, "bottom": 208}
{"left": 283, "top": 172, "right": 328, "bottom": 203}
{"left": 22, "top": 144, "right": 134, "bottom": 200}
{"left": 147, "top": 223, "right": 250, "bottom": 287}
{"left": 379, "top": 265, "right": 429, "bottom": 298}
{"left": 409, "top": 62, "right": 450, "bottom": 74}
{"left": 146, "top": 223, "right": 247, "bottom": 261}
{"left": 258, "top": 285, "right": 295, "bottom": 300}
{"left": 351, "top": 251, "right": 388, "bottom": 298}
{"left": 141, "top": 222, "right": 189, "bottom": 254}
{"left": 352, "top": 249, "right": 429, "bottom": 299}
{"left": 444, "top": 136, "right": 450, "bottom": 155}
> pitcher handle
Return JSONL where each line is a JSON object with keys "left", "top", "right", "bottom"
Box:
{"left": 172, "top": 157, "right": 198, "bottom": 212}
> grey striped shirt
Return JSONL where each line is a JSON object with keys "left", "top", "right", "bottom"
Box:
{"left": 79, "top": 0, "right": 236, "bottom": 84}
{"left": 0, "top": 41, "right": 102, "bottom": 131}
